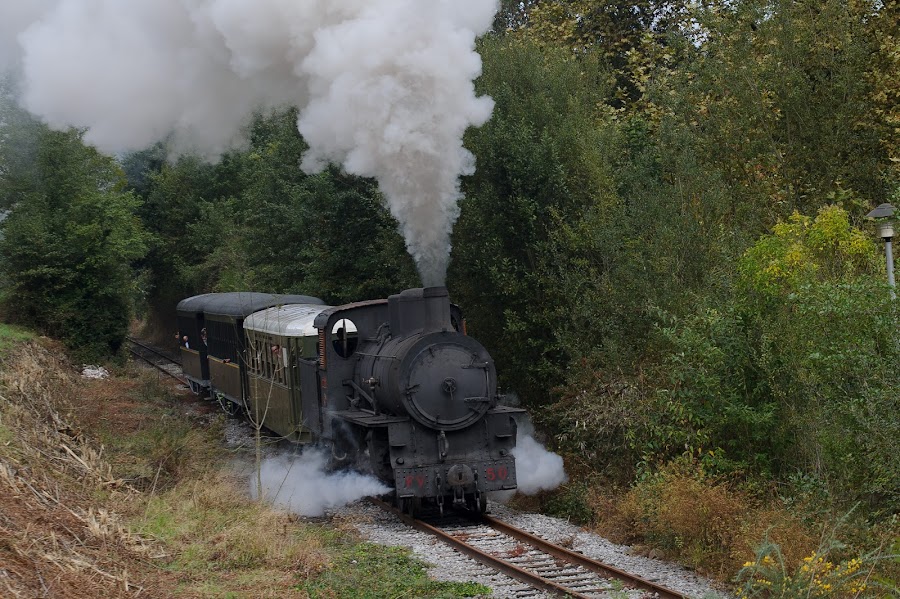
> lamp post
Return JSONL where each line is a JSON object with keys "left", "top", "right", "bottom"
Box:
{"left": 866, "top": 203, "right": 896, "bottom": 300}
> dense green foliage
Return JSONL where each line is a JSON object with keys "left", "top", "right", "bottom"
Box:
{"left": 0, "top": 94, "right": 147, "bottom": 360}
{"left": 465, "top": 1, "right": 899, "bottom": 517}
{"left": 300, "top": 542, "right": 490, "bottom": 598}
{"left": 452, "top": 37, "right": 620, "bottom": 401}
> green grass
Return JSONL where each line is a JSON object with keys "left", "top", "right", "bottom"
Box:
{"left": 0, "top": 323, "right": 33, "bottom": 354}
{"left": 134, "top": 489, "right": 495, "bottom": 598}
{"left": 92, "top": 375, "right": 223, "bottom": 488}
{"left": 299, "top": 542, "right": 492, "bottom": 598}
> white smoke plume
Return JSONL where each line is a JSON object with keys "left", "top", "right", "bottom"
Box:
{"left": 0, "top": 0, "right": 498, "bottom": 285}
{"left": 251, "top": 450, "right": 390, "bottom": 517}
{"left": 512, "top": 434, "right": 568, "bottom": 495}
{"left": 490, "top": 414, "right": 568, "bottom": 502}
{"left": 0, "top": 1, "right": 55, "bottom": 73}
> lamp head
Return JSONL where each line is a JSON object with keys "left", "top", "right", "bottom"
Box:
{"left": 866, "top": 203, "right": 895, "bottom": 219}
{"left": 866, "top": 203, "right": 896, "bottom": 240}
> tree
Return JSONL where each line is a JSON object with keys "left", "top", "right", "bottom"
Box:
{"left": 0, "top": 118, "right": 147, "bottom": 360}
{"left": 520, "top": 1, "right": 690, "bottom": 109}
{"left": 451, "top": 37, "right": 616, "bottom": 404}
{"left": 132, "top": 109, "right": 417, "bottom": 314}
{"left": 229, "top": 111, "right": 417, "bottom": 303}
{"left": 657, "top": 0, "right": 891, "bottom": 223}
{"left": 132, "top": 151, "right": 243, "bottom": 329}
{"left": 868, "top": 0, "right": 900, "bottom": 179}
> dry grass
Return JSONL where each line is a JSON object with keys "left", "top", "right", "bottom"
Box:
{"left": 0, "top": 341, "right": 172, "bottom": 597}
{"left": 135, "top": 472, "right": 331, "bottom": 595}
{"left": 0, "top": 336, "right": 502, "bottom": 599}
{"left": 0, "top": 340, "right": 325, "bottom": 597}
{"left": 588, "top": 460, "right": 817, "bottom": 580}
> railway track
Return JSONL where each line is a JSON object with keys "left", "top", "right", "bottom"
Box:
{"left": 371, "top": 497, "right": 688, "bottom": 599}
{"left": 125, "top": 337, "right": 186, "bottom": 384}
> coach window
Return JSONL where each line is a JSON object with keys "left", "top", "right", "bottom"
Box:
{"left": 331, "top": 319, "right": 358, "bottom": 358}
{"left": 264, "top": 336, "right": 274, "bottom": 379}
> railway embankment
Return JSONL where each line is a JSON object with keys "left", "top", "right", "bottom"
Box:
{"left": 0, "top": 333, "right": 489, "bottom": 597}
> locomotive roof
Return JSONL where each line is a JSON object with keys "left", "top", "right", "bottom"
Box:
{"left": 243, "top": 304, "right": 334, "bottom": 337}
{"left": 177, "top": 292, "right": 324, "bottom": 318}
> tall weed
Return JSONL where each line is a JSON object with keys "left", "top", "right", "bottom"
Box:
{"left": 736, "top": 517, "right": 899, "bottom": 599}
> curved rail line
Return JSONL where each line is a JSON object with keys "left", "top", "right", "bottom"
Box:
{"left": 370, "top": 497, "right": 688, "bottom": 599}
{"left": 126, "top": 337, "right": 182, "bottom": 366}
{"left": 125, "top": 337, "right": 186, "bottom": 384}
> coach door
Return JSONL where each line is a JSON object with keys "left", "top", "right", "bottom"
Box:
{"left": 299, "top": 358, "right": 322, "bottom": 436}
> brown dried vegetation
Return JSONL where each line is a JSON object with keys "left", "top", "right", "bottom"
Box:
{"left": 0, "top": 340, "right": 333, "bottom": 598}
{"left": 587, "top": 460, "right": 817, "bottom": 580}
{"left": 0, "top": 341, "right": 174, "bottom": 597}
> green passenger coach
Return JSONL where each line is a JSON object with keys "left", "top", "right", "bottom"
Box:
{"left": 243, "top": 303, "right": 336, "bottom": 441}
{"left": 183, "top": 293, "right": 324, "bottom": 409}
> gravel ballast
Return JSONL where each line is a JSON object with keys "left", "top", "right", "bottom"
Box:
{"left": 333, "top": 500, "right": 732, "bottom": 599}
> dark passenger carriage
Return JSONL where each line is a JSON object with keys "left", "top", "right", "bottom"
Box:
{"left": 176, "top": 293, "right": 216, "bottom": 395}
{"left": 179, "top": 292, "right": 323, "bottom": 404}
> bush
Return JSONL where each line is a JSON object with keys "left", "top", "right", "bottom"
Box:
{"left": 736, "top": 521, "right": 900, "bottom": 599}
{"left": 0, "top": 124, "right": 147, "bottom": 361}
{"left": 608, "top": 457, "right": 815, "bottom": 578}
{"left": 551, "top": 206, "right": 899, "bottom": 512}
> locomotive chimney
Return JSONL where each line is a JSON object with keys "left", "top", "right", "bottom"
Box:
{"left": 388, "top": 287, "right": 452, "bottom": 336}
{"left": 422, "top": 286, "right": 452, "bottom": 332}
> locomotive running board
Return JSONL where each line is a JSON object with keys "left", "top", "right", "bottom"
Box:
{"left": 331, "top": 410, "right": 409, "bottom": 427}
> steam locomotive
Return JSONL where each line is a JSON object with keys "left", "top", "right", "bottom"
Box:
{"left": 176, "top": 287, "right": 523, "bottom": 513}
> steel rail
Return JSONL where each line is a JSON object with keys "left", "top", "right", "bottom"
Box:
{"left": 126, "top": 340, "right": 187, "bottom": 385}
{"left": 369, "top": 497, "right": 592, "bottom": 598}
{"left": 125, "top": 336, "right": 182, "bottom": 366}
{"left": 371, "top": 497, "right": 690, "bottom": 598}
{"left": 479, "top": 513, "right": 688, "bottom": 599}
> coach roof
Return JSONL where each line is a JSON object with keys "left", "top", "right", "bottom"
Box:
{"left": 242, "top": 304, "right": 336, "bottom": 337}
{"left": 177, "top": 292, "right": 324, "bottom": 319}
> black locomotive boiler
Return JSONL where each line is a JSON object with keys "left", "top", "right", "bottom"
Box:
{"left": 177, "top": 286, "right": 524, "bottom": 513}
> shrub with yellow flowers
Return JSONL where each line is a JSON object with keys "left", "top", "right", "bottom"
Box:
{"left": 735, "top": 534, "right": 898, "bottom": 598}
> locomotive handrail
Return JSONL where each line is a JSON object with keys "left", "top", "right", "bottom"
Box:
{"left": 346, "top": 380, "right": 379, "bottom": 414}
{"left": 353, "top": 351, "right": 400, "bottom": 359}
